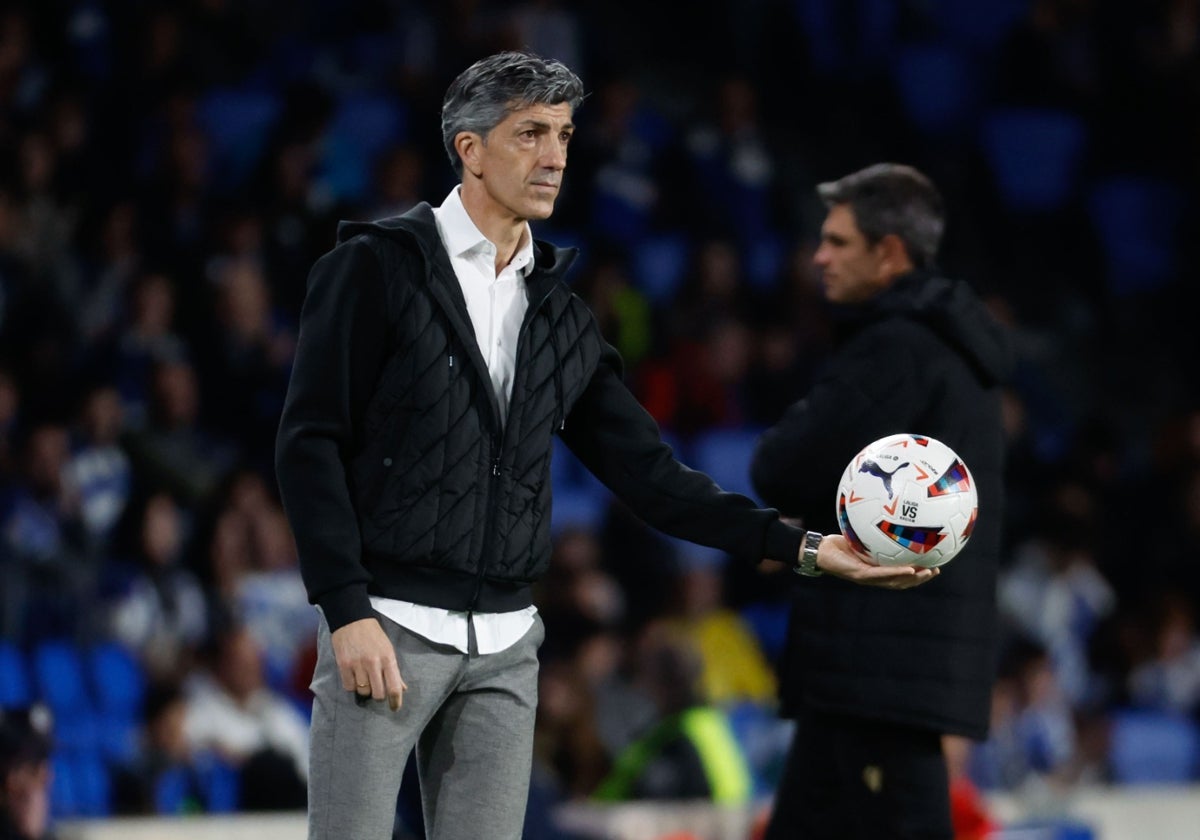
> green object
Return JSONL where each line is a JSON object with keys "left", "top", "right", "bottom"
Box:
{"left": 593, "top": 707, "right": 752, "bottom": 804}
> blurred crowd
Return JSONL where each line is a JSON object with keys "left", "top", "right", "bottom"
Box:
{"left": 0, "top": 0, "right": 1199, "bottom": 835}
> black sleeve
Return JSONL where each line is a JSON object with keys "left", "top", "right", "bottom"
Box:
{"left": 561, "top": 343, "right": 802, "bottom": 566}
{"left": 275, "top": 237, "right": 389, "bottom": 631}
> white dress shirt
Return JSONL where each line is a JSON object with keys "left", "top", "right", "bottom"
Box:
{"left": 370, "top": 187, "right": 537, "bottom": 654}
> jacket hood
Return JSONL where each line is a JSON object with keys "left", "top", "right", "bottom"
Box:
{"left": 336, "top": 202, "right": 581, "bottom": 279}
{"left": 837, "top": 271, "right": 1015, "bottom": 386}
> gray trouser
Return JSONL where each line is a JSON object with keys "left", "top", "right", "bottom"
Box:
{"left": 307, "top": 610, "right": 544, "bottom": 840}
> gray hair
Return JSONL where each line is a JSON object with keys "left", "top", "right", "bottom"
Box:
{"left": 441, "top": 51, "right": 586, "bottom": 177}
{"left": 817, "top": 163, "right": 945, "bottom": 269}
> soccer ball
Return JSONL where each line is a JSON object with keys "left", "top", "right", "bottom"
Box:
{"left": 835, "top": 433, "right": 978, "bottom": 568}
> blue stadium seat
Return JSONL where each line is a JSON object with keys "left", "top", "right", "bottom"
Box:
{"left": 88, "top": 641, "right": 145, "bottom": 718}
{"left": 319, "top": 93, "right": 409, "bottom": 203}
{"left": 347, "top": 33, "right": 404, "bottom": 78}
{"left": 1108, "top": 709, "right": 1200, "bottom": 784}
{"left": 197, "top": 753, "right": 241, "bottom": 813}
{"left": 550, "top": 435, "right": 579, "bottom": 491}
{"left": 630, "top": 232, "right": 692, "bottom": 305}
{"left": 154, "top": 766, "right": 196, "bottom": 814}
{"left": 551, "top": 437, "right": 608, "bottom": 497}
{"left": 248, "top": 35, "right": 319, "bottom": 89}
{"left": 33, "top": 640, "right": 101, "bottom": 755}
{"left": 892, "top": 44, "right": 980, "bottom": 137}
{"left": 662, "top": 427, "right": 766, "bottom": 567}
{"left": 89, "top": 642, "right": 144, "bottom": 762}
{"left": 49, "top": 751, "right": 77, "bottom": 818}
{"left": 0, "top": 640, "right": 31, "bottom": 708}
{"left": 980, "top": 108, "right": 1088, "bottom": 213}
{"left": 1087, "top": 176, "right": 1188, "bottom": 297}
{"left": 196, "top": 88, "right": 283, "bottom": 192}
{"left": 739, "top": 600, "right": 791, "bottom": 661}
{"left": 32, "top": 640, "right": 91, "bottom": 717}
{"left": 330, "top": 93, "right": 409, "bottom": 160}
{"left": 1001, "top": 819, "right": 1096, "bottom": 840}
{"left": 53, "top": 710, "right": 101, "bottom": 756}
{"left": 791, "top": 0, "right": 842, "bottom": 75}
{"left": 69, "top": 752, "right": 112, "bottom": 817}
{"left": 743, "top": 232, "right": 786, "bottom": 290}
{"left": 550, "top": 437, "right": 612, "bottom": 536}
{"left": 855, "top": 0, "right": 900, "bottom": 64}
{"left": 925, "top": 0, "right": 1027, "bottom": 52}
{"left": 791, "top": 0, "right": 899, "bottom": 77}
{"left": 726, "top": 701, "right": 795, "bottom": 796}
{"left": 550, "top": 486, "right": 610, "bottom": 535}
{"left": 686, "top": 427, "right": 765, "bottom": 503}
{"left": 47, "top": 749, "right": 114, "bottom": 818}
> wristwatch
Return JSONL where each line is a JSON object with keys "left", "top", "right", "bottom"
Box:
{"left": 794, "top": 530, "right": 824, "bottom": 577}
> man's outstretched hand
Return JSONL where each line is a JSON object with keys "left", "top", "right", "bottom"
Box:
{"left": 815, "top": 534, "right": 939, "bottom": 589}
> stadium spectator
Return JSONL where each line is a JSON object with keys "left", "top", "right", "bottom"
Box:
{"left": 0, "top": 422, "right": 92, "bottom": 640}
{"left": 0, "top": 368, "right": 20, "bottom": 481}
{"left": 122, "top": 358, "right": 238, "bottom": 506}
{"left": 0, "top": 704, "right": 55, "bottom": 840}
{"left": 106, "top": 490, "right": 207, "bottom": 683}
{"left": 1126, "top": 591, "right": 1200, "bottom": 716}
{"left": 99, "top": 272, "right": 189, "bottom": 428}
{"left": 662, "top": 561, "right": 778, "bottom": 708}
{"left": 111, "top": 682, "right": 206, "bottom": 815}
{"left": 998, "top": 482, "right": 1116, "bottom": 709}
{"left": 968, "top": 638, "right": 1080, "bottom": 796}
{"left": 592, "top": 622, "right": 753, "bottom": 804}
{"left": 182, "top": 622, "right": 308, "bottom": 811}
{"left": 63, "top": 383, "right": 131, "bottom": 551}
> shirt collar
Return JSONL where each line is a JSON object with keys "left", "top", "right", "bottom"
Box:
{"left": 435, "top": 187, "right": 535, "bottom": 276}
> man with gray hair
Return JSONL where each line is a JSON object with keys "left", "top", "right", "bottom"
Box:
{"left": 277, "top": 57, "right": 935, "bottom": 839}
{"left": 752, "top": 163, "right": 1013, "bottom": 839}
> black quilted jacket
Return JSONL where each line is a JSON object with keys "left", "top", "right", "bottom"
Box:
{"left": 276, "top": 203, "right": 803, "bottom": 632}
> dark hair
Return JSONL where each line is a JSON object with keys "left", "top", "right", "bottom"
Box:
{"left": 142, "top": 680, "right": 185, "bottom": 723}
{"left": 0, "top": 705, "right": 52, "bottom": 774}
{"left": 817, "top": 163, "right": 945, "bottom": 269}
{"left": 441, "top": 51, "right": 585, "bottom": 177}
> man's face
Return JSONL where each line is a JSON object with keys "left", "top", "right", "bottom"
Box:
{"left": 813, "top": 203, "right": 890, "bottom": 304}
{"left": 471, "top": 101, "right": 574, "bottom": 223}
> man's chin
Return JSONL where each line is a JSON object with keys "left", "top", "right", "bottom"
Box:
{"left": 527, "top": 201, "right": 556, "bottom": 220}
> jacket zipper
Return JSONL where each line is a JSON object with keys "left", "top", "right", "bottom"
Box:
{"left": 469, "top": 443, "right": 503, "bottom": 614}
{"left": 468, "top": 280, "right": 559, "bottom": 613}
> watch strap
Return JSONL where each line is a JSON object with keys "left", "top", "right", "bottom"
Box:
{"left": 795, "top": 530, "right": 824, "bottom": 577}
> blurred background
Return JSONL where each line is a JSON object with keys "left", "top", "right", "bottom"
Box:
{"left": 0, "top": 0, "right": 1197, "bottom": 838}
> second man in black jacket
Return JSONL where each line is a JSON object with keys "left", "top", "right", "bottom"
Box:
{"left": 753, "top": 163, "right": 1013, "bottom": 840}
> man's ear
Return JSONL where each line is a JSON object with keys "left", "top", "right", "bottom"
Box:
{"left": 876, "top": 233, "right": 914, "bottom": 281}
{"left": 455, "top": 132, "right": 484, "bottom": 178}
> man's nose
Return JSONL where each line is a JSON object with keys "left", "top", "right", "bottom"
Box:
{"left": 542, "top": 140, "right": 567, "bottom": 169}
